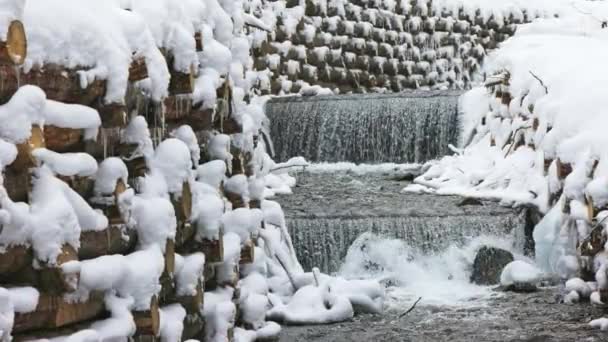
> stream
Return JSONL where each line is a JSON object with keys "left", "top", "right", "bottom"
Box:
{"left": 276, "top": 167, "right": 605, "bottom": 342}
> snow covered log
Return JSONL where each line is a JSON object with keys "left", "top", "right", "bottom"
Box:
{"left": 168, "top": 106, "right": 214, "bottom": 132}
{"left": 185, "top": 233, "right": 224, "bottom": 264}
{"left": 35, "top": 245, "right": 80, "bottom": 295}
{"left": 78, "top": 226, "right": 137, "bottom": 260}
{"left": 94, "top": 102, "right": 127, "bottom": 128}
{"left": 129, "top": 57, "right": 148, "bottom": 83}
{"left": 117, "top": 143, "right": 147, "bottom": 179}
{"left": 171, "top": 181, "right": 193, "bottom": 223}
{"left": 3, "top": 168, "right": 30, "bottom": 202}
{"left": 194, "top": 32, "right": 203, "bottom": 52}
{"left": 13, "top": 292, "right": 104, "bottom": 333}
{"left": 165, "top": 239, "right": 176, "bottom": 278}
{"left": 133, "top": 295, "right": 161, "bottom": 337}
{"left": 176, "top": 279, "right": 204, "bottom": 315}
{"left": 8, "top": 124, "right": 44, "bottom": 172}
{"left": 169, "top": 70, "right": 195, "bottom": 95}
{"left": 43, "top": 126, "right": 83, "bottom": 153}
{"left": 164, "top": 95, "right": 193, "bottom": 121}
{"left": 0, "top": 20, "right": 26, "bottom": 66}
{"left": 175, "top": 221, "right": 195, "bottom": 249}
{"left": 239, "top": 239, "right": 255, "bottom": 265}
{"left": 0, "top": 246, "right": 32, "bottom": 278}
{"left": 56, "top": 174, "right": 93, "bottom": 199}
{"left": 0, "top": 65, "right": 107, "bottom": 105}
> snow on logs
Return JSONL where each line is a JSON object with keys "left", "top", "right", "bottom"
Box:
{"left": 0, "top": 0, "right": 390, "bottom": 340}
{"left": 416, "top": 5, "right": 608, "bottom": 315}
{"left": 0, "top": 1, "right": 279, "bottom": 341}
{"left": 252, "top": 0, "right": 566, "bottom": 94}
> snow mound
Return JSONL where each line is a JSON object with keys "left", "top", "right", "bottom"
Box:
{"left": 500, "top": 261, "right": 541, "bottom": 287}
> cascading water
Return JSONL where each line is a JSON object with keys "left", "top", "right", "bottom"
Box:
{"left": 265, "top": 91, "right": 462, "bottom": 164}
{"left": 288, "top": 214, "right": 524, "bottom": 275}
{"left": 269, "top": 96, "right": 602, "bottom": 342}
{"left": 280, "top": 171, "right": 526, "bottom": 275}
{"left": 339, "top": 233, "right": 523, "bottom": 308}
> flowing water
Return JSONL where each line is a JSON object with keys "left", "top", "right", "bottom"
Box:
{"left": 265, "top": 91, "right": 462, "bottom": 164}
{"left": 268, "top": 92, "right": 601, "bottom": 341}
{"left": 277, "top": 169, "right": 604, "bottom": 341}
{"left": 283, "top": 170, "right": 523, "bottom": 274}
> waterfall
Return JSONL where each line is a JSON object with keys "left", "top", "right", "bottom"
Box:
{"left": 265, "top": 90, "right": 463, "bottom": 164}
{"left": 287, "top": 213, "right": 524, "bottom": 274}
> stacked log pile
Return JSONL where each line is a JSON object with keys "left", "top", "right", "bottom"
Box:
{"left": 252, "top": 0, "right": 528, "bottom": 94}
{"left": 0, "top": 1, "right": 286, "bottom": 341}
{"left": 414, "top": 6, "right": 608, "bottom": 312}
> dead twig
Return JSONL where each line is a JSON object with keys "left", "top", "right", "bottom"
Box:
{"left": 504, "top": 124, "right": 532, "bottom": 157}
{"left": 269, "top": 164, "right": 309, "bottom": 173}
{"left": 528, "top": 71, "right": 548, "bottom": 94}
{"left": 399, "top": 297, "right": 422, "bottom": 318}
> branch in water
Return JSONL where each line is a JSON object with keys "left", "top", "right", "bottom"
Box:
{"left": 399, "top": 297, "right": 422, "bottom": 318}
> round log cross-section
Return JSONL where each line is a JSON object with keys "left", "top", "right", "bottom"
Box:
{"left": 1, "top": 20, "right": 27, "bottom": 65}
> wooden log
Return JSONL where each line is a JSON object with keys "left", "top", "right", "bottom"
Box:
{"left": 79, "top": 225, "right": 136, "bottom": 260}
{"left": 118, "top": 143, "right": 148, "bottom": 179}
{"left": 585, "top": 194, "right": 595, "bottom": 222}
{"left": 215, "top": 114, "right": 243, "bottom": 136}
{"left": 195, "top": 32, "right": 203, "bottom": 51}
{"left": 501, "top": 91, "right": 512, "bottom": 106}
{"left": 203, "top": 262, "right": 215, "bottom": 286}
{"left": 176, "top": 279, "right": 204, "bottom": 315}
{"left": 171, "top": 181, "right": 193, "bottom": 222}
{"left": 94, "top": 102, "right": 128, "bottom": 128}
{"left": 0, "top": 245, "right": 32, "bottom": 278}
{"left": 158, "top": 271, "right": 176, "bottom": 305}
{"left": 216, "top": 263, "right": 240, "bottom": 288}
{"left": 543, "top": 158, "right": 553, "bottom": 174}
{"left": 8, "top": 125, "right": 45, "bottom": 172}
{"left": 23, "top": 65, "right": 106, "bottom": 105}
{"left": 129, "top": 57, "right": 149, "bottom": 82}
{"left": 0, "top": 20, "right": 27, "bottom": 65}
{"left": 580, "top": 225, "right": 606, "bottom": 257}
{"left": 43, "top": 125, "right": 83, "bottom": 153}
{"left": 13, "top": 292, "right": 105, "bottom": 333}
{"left": 56, "top": 175, "right": 94, "bottom": 199}
{"left": 164, "top": 95, "right": 193, "bottom": 121}
{"left": 165, "top": 238, "right": 176, "bottom": 277}
{"left": 132, "top": 336, "right": 158, "bottom": 342}
{"left": 37, "top": 245, "right": 80, "bottom": 295}
{"left": 168, "top": 106, "right": 214, "bottom": 132}
{"left": 239, "top": 240, "right": 255, "bottom": 265}
{"left": 200, "top": 232, "right": 224, "bottom": 264}
{"left": 225, "top": 189, "right": 248, "bottom": 210}
{"left": 3, "top": 167, "right": 31, "bottom": 202}
{"left": 556, "top": 159, "right": 572, "bottom": 180}
{"left": 90, "top": 178, "right": 127, "bottom": 225}
{"left": 169, "top": 69, "right": 195, "bottom": 95}
{"left": 175, "top": 221, "right": 195, "bottom": 249}
{"left": 134, "top": 295, "right": 161, "bottom": 336}
{"left": 182, "top": 313, "right": 205, "bottom": 340}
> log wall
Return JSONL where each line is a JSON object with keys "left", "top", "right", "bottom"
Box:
{"left": 252, "top": 0, "right": 526, "bottom": 94}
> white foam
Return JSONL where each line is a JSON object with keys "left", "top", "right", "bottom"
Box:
{"left": 339, "top": 233, "right": 525, "bottom": 311}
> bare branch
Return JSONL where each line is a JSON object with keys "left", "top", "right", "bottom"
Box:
{"left": 399, "top": 297, "right": 422, "bottom": 318}
{"left": 529, "top": 71, "right": 548, "bottom": 94}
